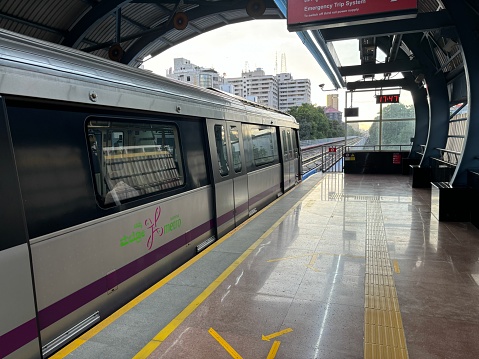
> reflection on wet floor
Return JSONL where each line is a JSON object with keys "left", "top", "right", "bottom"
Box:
{"left": 149, "top": 173, "right": 479, "bottom": 359}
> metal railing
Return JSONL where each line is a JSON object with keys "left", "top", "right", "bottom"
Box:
{"left": 301, "top": 139, "right": 365, "bottom": 178}
{"left": 345, "top": 144, "right": 413, "bottom": 152}
{"left": 301, "top": 140, "right": 413, "bottom": 180}
{"left": 300, "top": 137, "right": 351, "bottom": 148}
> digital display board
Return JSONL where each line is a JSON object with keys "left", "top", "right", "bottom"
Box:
{"left": 288, "top": 0, "right": 417, "bottom": 31}
{"left": 344, "top": 107, "right": 359, "bottom": 117}
{"left": 376, "top": 94, "right": 400, "bottom": 104}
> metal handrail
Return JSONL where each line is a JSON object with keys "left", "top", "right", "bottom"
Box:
{"left": 435, "top": 148, "right": 461, "bottom": 155}
{"left": 431, "top": 157, "right": 457, "bottom": 167}
{"left": 345, "top": 144, "right": 412, "bottom": 152}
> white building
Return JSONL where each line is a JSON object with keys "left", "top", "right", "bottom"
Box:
{"left": 225, "top": 70, "right": 311, "bottom": 111}
{"left": 225, "top": 68, "right": 279, "bottom": 110}
{"left": 277, "top": 73, "right": 311, "bottom": 112}
{"left": 168, "top": 59, "right": 311, "bottom": 112}
{"left": 167, "top": 58, "right": 223, "bottom": 89}
{"left": 219, "top": 83, "right": 235, "bottom": 93}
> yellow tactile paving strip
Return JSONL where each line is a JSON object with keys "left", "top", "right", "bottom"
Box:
{"left": 364, "top": 200, "right": 408, "bottom": 359}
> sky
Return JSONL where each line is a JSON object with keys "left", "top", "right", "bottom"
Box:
{"left": 143, "top": 19, "right": 355, "bottom": 106}
{"left": 143, "top": 19, "right": 412, "bottom": 126}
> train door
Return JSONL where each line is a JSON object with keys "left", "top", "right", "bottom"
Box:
{"left": 292, "top": 129, "right": 300, "bottom": 183}
{"left": 207, "top": 120, "right": 248, "bottom": 238}
{"left": 228, "top": 122, "right": 249, "bottom": 226}
{"left": 0, "top": 97, "right": 41, "bottom": 359}
{"left": 281, "top": 128, "right": 295, "bottom": 191}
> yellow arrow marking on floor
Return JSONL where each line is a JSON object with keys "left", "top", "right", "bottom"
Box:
{"left": 393, "top": 259, "right": 401, "bottom": 273}
{"left": 266, "top": 341, "right": 281, "bottom": 359}
{"left": 208, "top": 328, "right": 243, "bottom": 359}
{"left": 262, "top": 328, "right": 293, "bottom": 341}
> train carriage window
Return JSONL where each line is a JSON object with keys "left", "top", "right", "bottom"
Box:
{"left": 229, "top": 126, "right": 242, "bottom": 173}
{"left": 292, "top": 131, "right": 299, "bottom": 158}
{"left": 112, "top": 131, "right": 124, "bottom": 147}
{"left": 87, "top": 120, "right": 184, "bottom": 206}
{"left": 282, "top": 130, "right": 289, "bottom": 160}
{"left": 214, "top": 125, "right": 229, "bottom": 176}
{"left": 287, "top": 130, "right": 293, "bottom": 159}
{"left": 251, "top": 126, "right": 277, "bottom": 166}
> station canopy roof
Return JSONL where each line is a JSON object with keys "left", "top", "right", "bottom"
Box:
{"left": 0, "top": 0, "right": 473, "bottom": 92}
{"left": 0, "top": 0, "right": 284, "bottom": 67}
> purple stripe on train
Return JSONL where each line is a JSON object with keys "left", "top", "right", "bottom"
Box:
{"left": 0, "top": 318, "right": 38, "bottom": 358}
{"left": 249, "top": 185, "right": 279, "bottom": 207}
{"left": 216, "top": 185, "right": 280, "bottom": 227}
{"left": 2, "top": 184, "right": 279, "bottom": 357}
{"left": 38, "top": 218, "right": 214, "bottom": 330}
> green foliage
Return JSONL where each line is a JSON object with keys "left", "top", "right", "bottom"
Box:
{"left": 367, "top": 103, "right": 415, "bottom": 146}
{"left": 346, "top": 124, "right": 362, "bottom": 137}
{"left": 288, "top": 103, "right": 345, "bottom": 140}
{"left": 380, "top": 103, "right": 415, "bottom": 120}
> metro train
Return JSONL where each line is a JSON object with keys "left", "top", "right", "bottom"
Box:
{"left": 0, "top": 29, "right": 301, "bottom": 359}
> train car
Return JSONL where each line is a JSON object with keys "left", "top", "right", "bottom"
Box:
{"left": 0, "top": 29, "right": 300, "bottom": 359}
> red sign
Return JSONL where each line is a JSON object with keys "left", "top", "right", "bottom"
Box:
{"left": 392, "top": 153, "right": 402, "bottom": 164}
{"left": 376, "top": 94, "right": 400, "bottom": 104}
{"left": 288, "top": 0, "right": 417, "bottom": 29}
{"left": 328, "top": 147, "right": 337, "bottom": 152}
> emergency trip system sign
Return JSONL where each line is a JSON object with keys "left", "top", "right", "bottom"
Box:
{"left": 288, "top": 0, "right": 418, "bottom": 31}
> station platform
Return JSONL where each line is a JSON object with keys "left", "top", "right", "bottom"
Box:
{"left": 52, "top": 173, "right": 479, "bottom": 359}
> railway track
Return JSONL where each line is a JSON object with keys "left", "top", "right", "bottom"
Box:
{"left": 301, "top": 137, "right": 364, "bottom": 173}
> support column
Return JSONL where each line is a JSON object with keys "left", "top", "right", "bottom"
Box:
{"left": 409, "top": 85, "right": 429, "bottom": 160}
{"left": 443, "top": 0, "right": 479, "bottom": 186}
{"left": 404, "top": 35, "right": 450, "bottom": 169}
{"left": 403, "top": 35, "right": 449, "bottom": 186}
{"left": 419, "top": 72, "right": 449, "bottom": 168}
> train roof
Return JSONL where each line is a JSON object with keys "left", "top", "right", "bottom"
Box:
{"left": 0, "top": 29, "right": 298, "bottom": 129}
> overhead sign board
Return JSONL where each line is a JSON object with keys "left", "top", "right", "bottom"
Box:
{"left": 288, "top": 0, "right": 418, "bottom": 31}
{"left": 344, "top": 107, "right": 359, "bottom": 117}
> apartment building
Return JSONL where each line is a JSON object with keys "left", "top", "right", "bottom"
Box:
{"left": 167, "top": 57, "right": 223, "bottom": 89}
{"left": 277, "top": 73, "right": 311, "bottom": 112}
{"left": 225, "top": 68, "right": 279, "bottom": 109}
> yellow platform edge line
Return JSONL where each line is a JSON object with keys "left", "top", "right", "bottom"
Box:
{"left": 53, "top": 174, "right": 324, "bottom": 358}
{"left": 132, "top": 176, "right": 325, "bottom": 358}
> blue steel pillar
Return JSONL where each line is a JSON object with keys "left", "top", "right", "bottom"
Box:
{"left": 404, "top": 35, "right": 449, "bottom": 168}
{"left": 443, "top": 0, "right": 479, "bottom": 186}
{"left": 409, "top": 85, "right": 429, "bottom": 159}
{"left": 420, "top": 69, "right": 449, "bottom": 168}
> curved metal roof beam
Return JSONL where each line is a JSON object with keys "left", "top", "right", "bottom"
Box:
{"left": 310, "top": 30, "right": 345, "bottom": 88}
{"left": 404, "top": 33, "right": 450, "bottom": 169}
{"left": 62, "top": 0, "right": 133, "bottom": 48}
{"left": 296, "top": 31, "right": 341, "bottom": 89}
{"left": 273, "top": 0, "right": 342, "bottom": 89}
{"left": 122, "top": 1, "right": 282, "bottom": 66}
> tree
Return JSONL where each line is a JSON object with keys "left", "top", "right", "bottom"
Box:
{"left": 328, "top": 119, "right": 344, "bottom": 137}
{"left": 346, "top": 124, "right": 361, "bottom": 137}
{"left": 367, "top": 103, "right": 415, "bottom": 146}
{"left": 288, "top": 104, "right": 344, "bottom": 140}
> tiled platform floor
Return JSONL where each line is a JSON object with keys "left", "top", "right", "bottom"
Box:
{"left": 57, "top": 173, "right": 479, "bottom": 359}
{"left": 148, "top": 173, "right": 479, "bottom": 359}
